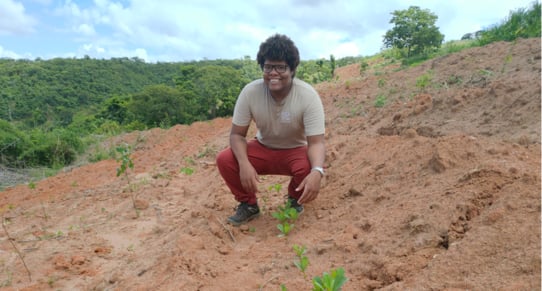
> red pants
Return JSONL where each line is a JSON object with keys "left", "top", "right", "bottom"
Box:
{"left": 216, "top": 139, "right": 311, "bottom": 205}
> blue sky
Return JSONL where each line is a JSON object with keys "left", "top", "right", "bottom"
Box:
{"left": 0, "top": 0, "right": 536, "bottom": 62}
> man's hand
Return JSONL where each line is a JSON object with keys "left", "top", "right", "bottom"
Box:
{"left": 295, "top": 170, "right": 322, "bottom": 204}
{"left": 239, "top": 162, "right": 260, "bottom": 194}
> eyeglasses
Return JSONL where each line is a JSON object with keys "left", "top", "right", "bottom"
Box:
{"left": 263, "top": 64, "right": 289, "bottom": 73}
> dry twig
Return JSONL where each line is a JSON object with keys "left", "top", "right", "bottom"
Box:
{"left": 2, "top": 214, "right": 32, "bottom": 282}
{"left": 215, "top": 217, "right": 235, "bottom": 243}
{"left": 259, "top": 274, "right": 280, "bottom": 291}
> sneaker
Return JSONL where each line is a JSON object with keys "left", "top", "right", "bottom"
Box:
{"left": 287, "top": 197, "right": 304, "bottom": 214}
{"left": 227, "top": 202, "right": 260, "bottom": 226}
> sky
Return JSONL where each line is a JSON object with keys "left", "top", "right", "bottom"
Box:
{"left": 0, "top": 0, "right": 537, "bottom": 62}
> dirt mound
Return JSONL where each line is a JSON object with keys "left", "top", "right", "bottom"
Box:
{"left": 1, "top": 38, "right": 540, "bottom": 290}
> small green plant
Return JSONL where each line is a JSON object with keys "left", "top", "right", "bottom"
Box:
{"left": 478, "top": 69, "right": 493, "bottom": 76}
{"left": 502, "top": 54, "right": 513, "bottom": 73}
{"left": 415, "top": 71, "right": 433, "bottom": 91}
{"left": 268, "top": 183, "right": 282, "bottom": 194}
{"left": 278, "top": 246, "right": 348, "bottom": 291}
{"left": 180, "top": 167, "right": 194, "bottom": 175}
{"left": 293, "top": 244, "right": 309, "bottom": 278}
{"left": 312, "top": 267, "right": 348, "bottom": 291}
{"left": 377, "top": 78, "right": 386, "bottom": 88}
{"left": 447, "top": 74, "right": 462, "bottom": 85}
{"left": 359, "top": 60, "right": 369, "bottom": 74}
{"left": 260, "top": 183, "right": 282, "bottom": 214}
{"left": 374, "top": 94, "right": 387, "bottom": 108}
{"left": 115, "top": 143, "right": 139, "bottom": 217}
{"left": 47, "top": 276, "right": 56, "bottom": 287}
{"left": 272, "top": 200, "right": 298, "bottom": 237}
{"left": 115, "top": 144, "right": 134, "bottom": 178}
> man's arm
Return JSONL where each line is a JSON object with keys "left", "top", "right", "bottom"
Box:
{"left": 296, "top": 134, "right": 325, "bottom": 204}
{"left": 230, "top": 124, "right": 259, "bottom": 194}
{"left": 307, "top": 134, "right": 325, "bottom": 171}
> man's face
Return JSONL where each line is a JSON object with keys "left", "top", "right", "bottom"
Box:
{"left": 262, "top": 60, "right": 293, "bottom": 94}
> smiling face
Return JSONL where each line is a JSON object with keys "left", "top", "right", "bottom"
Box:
{"left": 263, "top": 60, "right": 294, "bottom": 99}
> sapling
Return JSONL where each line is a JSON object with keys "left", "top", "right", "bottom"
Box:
{"left": 312, "top": 267, "right": 348, "bottom": 291}
{"left": 293, "top": 244, "right": 309, "bottom": 278}
{"left": 272, "top": 200, "right": 298, "bottom": 237}
{"left": 115, "top": 144, "right": 138, "bottom": 217}
{"left": 116, "top": 144, "right": 134, "bottom": 179}
{"left": 262, "top": 183, "right": 282, "bottom": 214}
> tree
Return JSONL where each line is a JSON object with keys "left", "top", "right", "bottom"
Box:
{"left": 383, "top": 6, "right": 444, "bottom": 58}
{"left": 128, "top": 84, "right": 194, "bottom": 127}
{"left": 176, "top": 65, "right": 248, "bottom": 120}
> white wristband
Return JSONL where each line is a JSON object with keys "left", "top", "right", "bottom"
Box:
{"left": 311, "top": 166, "right": 324, "bottom": 177}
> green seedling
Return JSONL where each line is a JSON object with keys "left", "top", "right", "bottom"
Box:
{"left": 268, "top": 183, "right": 282, "bottom": 194}
{"left": 262, "top": 183, "right": 282, "bottom": 214}
{"left": 374, "top": 94, "right": 387, "bottom": 108}
{"left": 47, "top": 276, "right": 56, "bottom": 287}
{"left": 28, "top": 181, "right": 36, "bottom": 190}
{"left": 115, "top": 144, "right": 139, "bottom": 217}
{"left": 272, "top": 200, "right": 298, "bottom": 237}
{"left": 180, "top": 167, "right": 194, "bottom": 175}
{"left": 116, "top": 144, "right": 134, "bottom": 178}
{"left": 277, "top": 221, "right": 293, "bottom": 236}
{"left": 293, "top": 244, "right": 309, "bottom": 278}
{"left": 312, "top": 267, "right": 348, "bottom": 291}
{"left": 415, "top": 70, "right": 433, "bottom": 91}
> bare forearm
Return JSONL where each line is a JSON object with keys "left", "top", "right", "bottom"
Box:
{"left": 307, "top": 141, "right": 325, "bottom": 169}
{"left": 230, "top": 134, "right": 250, "bottom": 165}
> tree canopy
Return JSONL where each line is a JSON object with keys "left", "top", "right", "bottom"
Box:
{"left": 383, "top": 6, "right": 444, "bottom": 58}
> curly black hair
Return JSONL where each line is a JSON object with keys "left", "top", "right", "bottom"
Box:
{"left": 256, "top": 34, "right": 300, "bottom": 74}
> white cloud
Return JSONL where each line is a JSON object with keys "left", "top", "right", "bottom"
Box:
{"left": 0, "top": 45, "right": 22, "bottom": 58}
{"left": 0, "top": 0, "right": 37, "bottom": 35}
{"left": 0, "top": 0, "right": 535, "bottom": 61}
{"left": 74, "top": 23, "right": 95, "bottom": 36}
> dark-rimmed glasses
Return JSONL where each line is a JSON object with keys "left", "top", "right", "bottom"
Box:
{"left": 263, "top": 64, "right": 288, "bottom": 73}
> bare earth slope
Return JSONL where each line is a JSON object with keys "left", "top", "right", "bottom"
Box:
{"left": 1, "top": 38, "right": 540, "bottom": 291}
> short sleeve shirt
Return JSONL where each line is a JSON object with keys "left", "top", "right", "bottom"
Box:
{"left": 232, "top": 78, "right": 325, "bottom": 149}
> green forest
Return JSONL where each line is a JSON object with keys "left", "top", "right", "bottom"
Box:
{"left": 0, "top": 55, "right": 346, "bottom": 169}
{"left": 0, "top": 1, "right": 539, "bottom": 179}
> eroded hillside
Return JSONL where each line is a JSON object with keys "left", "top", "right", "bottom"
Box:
{"left": 0, "top": 38, "right": 540, "bottom": 290}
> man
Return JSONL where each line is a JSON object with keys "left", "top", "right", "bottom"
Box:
{"left": 216, "top": 34, "right": 325, "bottom": 226}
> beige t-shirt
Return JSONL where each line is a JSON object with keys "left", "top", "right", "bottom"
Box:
{"left": 232, "top": 78, "right": 325, "bottom": 149}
